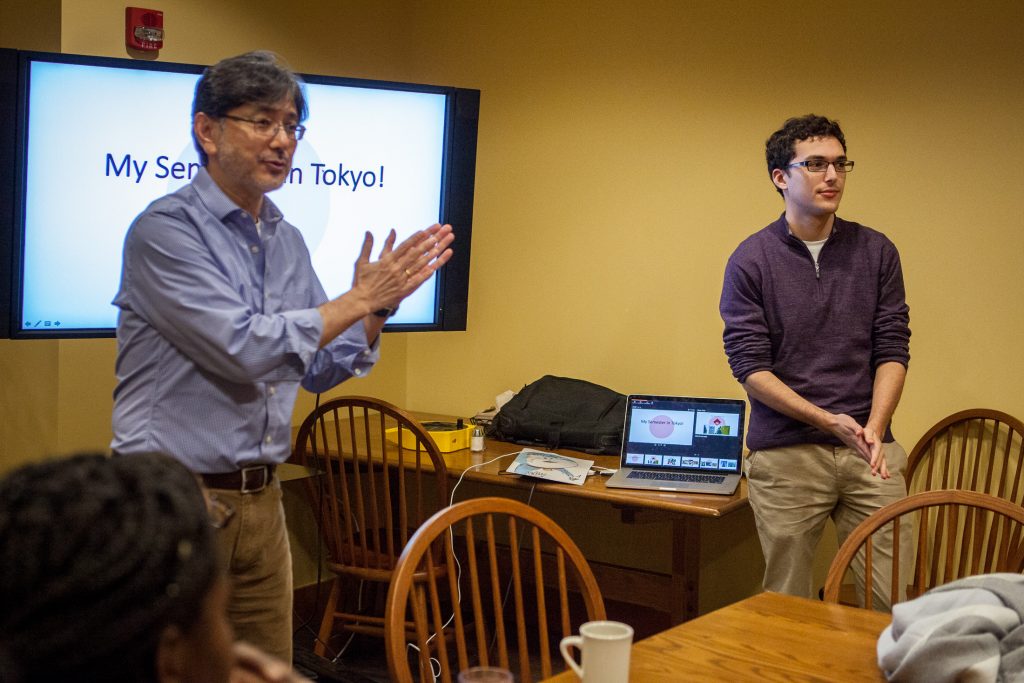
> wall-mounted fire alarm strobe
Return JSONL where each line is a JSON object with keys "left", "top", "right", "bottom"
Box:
{"left": 126, "top": 7, "right": 164, "bottom": 51}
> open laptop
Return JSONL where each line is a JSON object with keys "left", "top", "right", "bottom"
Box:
{"left": 605, "top": 395, "right": 746, "bottom": 495}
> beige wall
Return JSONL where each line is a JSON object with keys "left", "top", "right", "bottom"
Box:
{"left": 396, "top": 1, "right": 1024, "bottom": 451}
{"left": 1, "top": 1, "right": 1023, "bottom": 495}
{"left": 0, "top": 0, "right": 61, "bottom": 52}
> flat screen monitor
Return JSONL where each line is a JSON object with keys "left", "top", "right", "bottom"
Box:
{"left": 0, "top": 49, "right": 478, "bottom": 338}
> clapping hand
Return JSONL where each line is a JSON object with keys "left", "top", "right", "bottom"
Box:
{"left": 352, "top": 223, "right": 454, "bottom": 311}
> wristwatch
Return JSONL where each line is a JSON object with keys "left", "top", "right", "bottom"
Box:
{"left": 373, "top": 305, "right": 399, "bottom": 318}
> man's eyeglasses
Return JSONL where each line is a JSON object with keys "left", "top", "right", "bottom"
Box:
{"left": 221, "top": 114, "right": 306, "bottom": 141}
{"left": 787, "top": 158, "right": 855, "bottom": 173}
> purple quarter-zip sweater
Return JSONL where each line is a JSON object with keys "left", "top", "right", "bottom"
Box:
{"left": 719, "top": 213, "right": 910, "bottom": 451}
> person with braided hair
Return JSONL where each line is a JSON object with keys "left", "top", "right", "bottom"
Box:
{"left": 0, "top": 452, "right": 310, "bottom": 683}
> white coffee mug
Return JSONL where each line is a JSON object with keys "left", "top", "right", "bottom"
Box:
{"left": 559, "top": 620, "right": 633, "bottom": 682}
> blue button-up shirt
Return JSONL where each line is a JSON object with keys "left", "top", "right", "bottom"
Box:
{"left": 111, "top": 169, "right": 379, "bottom": 472}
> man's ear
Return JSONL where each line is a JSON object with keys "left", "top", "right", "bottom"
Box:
{"left": 155, "top": 624, "right": 186, "bottom": 683}
{"left": 771, "top": 167, "right": 789, "bottom": 194}
{"left": 193, "top": 112, "right": 219, "bottom": 160}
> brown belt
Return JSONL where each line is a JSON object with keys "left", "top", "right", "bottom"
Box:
{"left": 200, "top": 464, "right": 276, "bottom": 493}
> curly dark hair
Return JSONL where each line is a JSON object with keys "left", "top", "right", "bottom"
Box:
{"left": 191, "top": 50, "right": 308, "bottom": 165}
{"left": 765, "top": 114, "right": 847, "bottom": 196}
{"left": 0, "top": 452, "right": 219, "bottom": 682}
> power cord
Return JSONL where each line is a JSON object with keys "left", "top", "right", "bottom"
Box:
{"left": 407, "top": 453, "right": 538, "bottom": 681}
{"left": 406, "top": 452, "right": 518, "bottom": 680}
{"left": 449, "top": 451, "right": 521, "bottom": 507}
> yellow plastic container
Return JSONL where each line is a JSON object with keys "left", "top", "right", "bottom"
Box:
{"left": 385, "top": 422, "right": 474, "bottom": 453}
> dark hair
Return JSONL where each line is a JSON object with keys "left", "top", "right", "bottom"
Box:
{"left": 0, "top": 453, "right": 218, "bottom": 682}
{"left": 765, "top": 114, "right": 847, "bottom": 196}
{"left": 191, "top": 50, "right": 308, "bottom": 165}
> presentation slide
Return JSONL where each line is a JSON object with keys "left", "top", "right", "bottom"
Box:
{"left": 624, "top": 453, "right": 645, "bottom": 465}
{"left": 20, "top": 61, "right": 446, "bottom": 331}
{"left": 627, "top": 408, "right": 695, "bottom": 447}
{"left": 695, "top": 410, "right": 740, "bottom": 437}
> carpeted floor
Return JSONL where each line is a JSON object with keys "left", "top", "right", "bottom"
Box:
{"left": 292, "top": 633, "right": 392, "bottom": 683}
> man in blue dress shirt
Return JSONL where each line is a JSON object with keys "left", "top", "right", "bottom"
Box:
{"left": 111, "top": 51, "right": 453, "bottom": 661}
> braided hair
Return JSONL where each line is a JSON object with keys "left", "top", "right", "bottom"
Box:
{"left": 0, "top": 452, "right": 219, "bottom": 682}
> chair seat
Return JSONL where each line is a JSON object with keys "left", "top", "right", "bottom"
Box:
{"left": 328, "top": 553, "right": 447, "bottom": 583}
{"left": 336, "top": 542, "right": 398, "bottom": 571}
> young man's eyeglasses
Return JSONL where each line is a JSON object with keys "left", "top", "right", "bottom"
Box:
{"left": 221, "top": 114, "right": 306, "bottom": 141}
{"left": 787, "top": 158, "right": 855, "bottom": 173}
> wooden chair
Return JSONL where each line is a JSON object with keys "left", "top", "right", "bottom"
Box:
{"left": 823, "top": 490, "right": 1024, "bottom": 610}
{"left": 384, "top": 497, "right": 607, "bottom": 683}
{"left": 906, "top": 408, "right": 1024, "bottom": 504}
{"left": 292, "top": 396, "right": 450, "bottom": 656}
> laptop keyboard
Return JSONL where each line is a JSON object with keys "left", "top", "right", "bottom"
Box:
{"left": 627, "top": 471, "right": 726, "bottom": 484}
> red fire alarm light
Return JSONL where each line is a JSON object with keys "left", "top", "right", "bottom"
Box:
{"left": 126, "top": 7, "right": 164, "bottom": 51}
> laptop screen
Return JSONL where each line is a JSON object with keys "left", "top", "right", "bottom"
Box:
{"left": 621, "top": 395, "right": 746, "bottom": 474}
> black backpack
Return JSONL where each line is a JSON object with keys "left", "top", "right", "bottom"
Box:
{"left": 489, "top": 375, "right": 626, "bottom": 454}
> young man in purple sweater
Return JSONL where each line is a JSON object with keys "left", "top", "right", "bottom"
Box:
{"left": 719, "top": 114, "right": 911, "bottom": 608}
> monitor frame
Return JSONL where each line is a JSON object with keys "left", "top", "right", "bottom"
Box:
{"left": 0, "top": 48, "right": 479, "bottom": 339}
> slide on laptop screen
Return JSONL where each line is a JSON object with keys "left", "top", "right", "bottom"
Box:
{"left": 605, "top": 395, "right": 746, "bottom": 495}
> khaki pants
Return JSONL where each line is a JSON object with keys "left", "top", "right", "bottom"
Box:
{"left": 744, "top": 442, "right": 912, "bottom": 610}
{"left": 213, "top": 478, "right": 293, "bottom": 663}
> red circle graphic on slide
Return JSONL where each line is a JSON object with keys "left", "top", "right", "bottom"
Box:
{"left": 648, "top": 415, "right": 674, "bottom": 439}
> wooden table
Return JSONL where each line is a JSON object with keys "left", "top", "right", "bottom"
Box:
{"left": 293, "top": 413, "right": 753, "bottom": 624}
{"left": 417, "top": 428, "right": 751, "bottom": 624}
{"left": 542, "top": 591, "right": 890, "bottom": 682}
